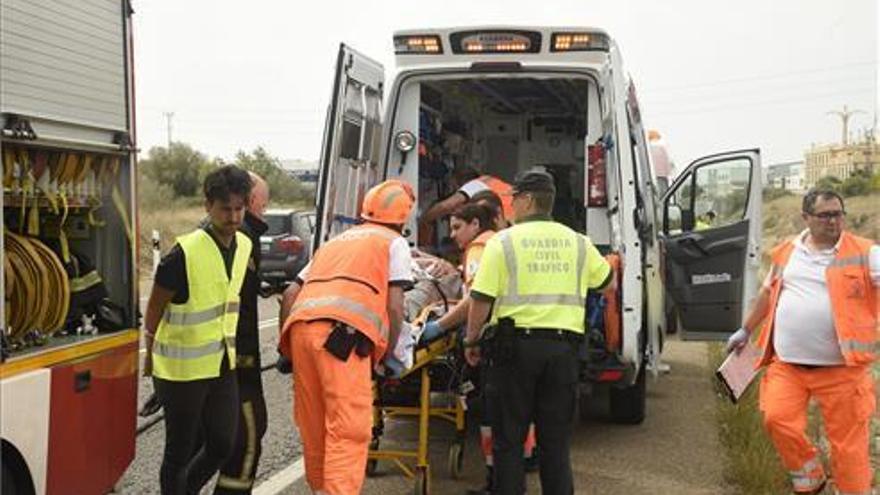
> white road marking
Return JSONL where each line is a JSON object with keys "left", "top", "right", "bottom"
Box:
{"left": 253, "top": 457, "right": 305, "bottom": 495}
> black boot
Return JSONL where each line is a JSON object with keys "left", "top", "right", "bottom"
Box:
{"left": 465, "top": 466, "right": 494, "bottom": 494}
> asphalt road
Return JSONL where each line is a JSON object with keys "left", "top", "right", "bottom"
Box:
{"left": 120, "top": 285, "right": 731, "bottom": 494}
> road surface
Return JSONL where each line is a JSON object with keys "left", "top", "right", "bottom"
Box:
{"left": 121, "top": 285, "right": 732, "bottom": 494}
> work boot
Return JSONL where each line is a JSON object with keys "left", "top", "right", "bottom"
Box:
{"left": 465, "top": 466, "right": 494, "bottom": 495}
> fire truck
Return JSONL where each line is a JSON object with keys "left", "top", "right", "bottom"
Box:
{"left": 0, "top": 1, "right": 139, "bottom": 493}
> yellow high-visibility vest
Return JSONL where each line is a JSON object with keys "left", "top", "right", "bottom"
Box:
{"left": 471, "top": 220, "right": 611, "bottom": 333}
{"left": 153, "top": 229, "right": 252, "bottom": 381}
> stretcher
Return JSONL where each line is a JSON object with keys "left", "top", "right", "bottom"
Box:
{"left": 367, "top": 302, "right": 468, "bottom": 495}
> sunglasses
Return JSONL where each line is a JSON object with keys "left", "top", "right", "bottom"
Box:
{"left": 808, "top": 210, "right": 846, "bottom": 220}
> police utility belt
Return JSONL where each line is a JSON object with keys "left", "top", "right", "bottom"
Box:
{"left": 479, "top": 317, "right": 580, "bottom": 365}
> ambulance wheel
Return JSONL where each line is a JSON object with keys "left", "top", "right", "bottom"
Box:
{"left": 609, "top": 363, "right": 646, "bottom": 424}
{"left": 414, "top": 466, "right": 430, "bottom": 495}
{"left": 447, "top": 442, "right": 465, "bottom": 479}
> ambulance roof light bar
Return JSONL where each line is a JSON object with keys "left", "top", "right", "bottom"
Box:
{"left": 551, "top": 32, "right": 610, "bottom": 52}
{"left": 450, "top": 30, "right": 541, "bottom": 54}
{"left": 394, "top": 35, "right": 443, "bottom": 55}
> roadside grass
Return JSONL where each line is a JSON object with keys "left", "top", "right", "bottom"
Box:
{"left": 708, "top": 343, "right": 788, "bottom": 494}
{"left": 136, "top": 199, "right": 312, "bottom": 275}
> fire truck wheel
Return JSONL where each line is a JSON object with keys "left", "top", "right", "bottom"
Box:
{"left": 2, "top": 461, "right": 21, "bottom": 495}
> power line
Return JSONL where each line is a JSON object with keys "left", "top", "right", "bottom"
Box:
{"left": 640, "top": 60, "right": 877, "bottom": 94}
{"left": 648, "top": 87, "right": 875, "bottom": 118}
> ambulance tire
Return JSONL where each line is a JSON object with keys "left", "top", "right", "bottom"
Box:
{"left": 609, "top": 363, "right": 646, "bottom": 424}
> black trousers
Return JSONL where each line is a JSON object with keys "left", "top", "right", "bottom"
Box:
{"left": 214, "top": 361, "right": 268, "bottom": 494}
{"left": 153, "top": 354, "right": 240, "bottom": 495}
{"left": 486, "top": 337, "right": 579, "bottom": 495}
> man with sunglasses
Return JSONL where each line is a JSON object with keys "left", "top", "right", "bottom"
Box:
{"left": 726, "top": 188, "right": 879, "bottom": 495}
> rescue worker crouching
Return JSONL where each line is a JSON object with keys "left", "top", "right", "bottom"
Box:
{"left": 465, "top": 169, "right": 612, "bottom": 495}
{"left": 143, "top": 165, "right": 253, "bottom": 495}
{"left": 215, "top": 172, "right": 270, "bottom": 495}
{"left": 278, "top": 179, "right": 417, "bottom": 495}
{"left": 420, "top": 165, "right": 514, "bottom": 228}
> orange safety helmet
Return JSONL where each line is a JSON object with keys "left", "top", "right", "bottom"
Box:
{"left": 360, "top": 179, "right": 416, "bottom": 225}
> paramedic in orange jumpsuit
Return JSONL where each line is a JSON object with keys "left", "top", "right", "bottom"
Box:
{"left": 420, "top": 165, "right": 514, "bottom": 226}
{"left": 278, "top": 180, "right": 416, "bottom": 494}
{"left": 727, "top": 188, "right": 879, "bottom": 495}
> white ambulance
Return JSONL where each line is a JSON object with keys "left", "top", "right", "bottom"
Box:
{"left": 312, "top": 27, "right": 762, "bottom": 423}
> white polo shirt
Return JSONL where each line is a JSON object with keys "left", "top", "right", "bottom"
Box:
{"left": 772, "top": 230, "right": 880, "bottom": 366}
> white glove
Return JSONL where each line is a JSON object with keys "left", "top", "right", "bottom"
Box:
{"left": 725, "top": 327, "right": 750, "bottom": 354}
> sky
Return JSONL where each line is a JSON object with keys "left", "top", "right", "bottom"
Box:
{"left": 133, "top": 0, "right": 878, "bottom": 168}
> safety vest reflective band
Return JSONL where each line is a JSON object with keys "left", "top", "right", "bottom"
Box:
{"left": 490, "top": 221, "right": 589, "bottom": 333}
{"left": 153, "top": 229, "right": 252, "bottom": 381}
{"left": 161, "top": 302, "right": 240, "bottom": 326}
{"left": 756, "top": 231, "right": 877, "bottom": 368}
{"left": 282, "top": 223, "right": 397, "bottom": 361}
{"left": 788, "top": 455, "right": 824, "bottom": 492}
{"left": 70, "top": 270, "right": 102, "bottom": 293}
{"left": 289, "top": 296, "right": 388, "bottom": 338}
{"left": 477, "top": 175, "right": 514, "bottom": 220}
{"left": 153, "top": 337, "right": 235, "bottom": 360}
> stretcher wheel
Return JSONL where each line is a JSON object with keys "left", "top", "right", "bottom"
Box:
{"left": 366, "top": 458, "right": 378, "bottom": 476}
{"left": 413, "top": 466, "right": 430, "bottom": 495}
{"left": 366, "top": 439, "right": 380, "bottom": 476}
{"left": 447, "top": 442, "right": 464, "bottom": 479}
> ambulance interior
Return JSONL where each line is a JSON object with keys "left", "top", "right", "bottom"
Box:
{"left": 407, "top": 75, "right": 607, "bottom": 256}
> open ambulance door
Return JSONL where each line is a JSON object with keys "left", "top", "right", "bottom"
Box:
{"left": 313, "top": 44, "right": 385, "bottom": 250}
{"left": 660, "top": 150, "right": 762, "bottom": 341}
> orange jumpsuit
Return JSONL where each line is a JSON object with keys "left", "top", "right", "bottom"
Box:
{"left": 280, "top": 224, "right": 400, "bottom": 494}
{"left": 755, "top": 232, "right": 877, "bottom": 494}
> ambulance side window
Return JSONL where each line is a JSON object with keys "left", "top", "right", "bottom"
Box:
{"left": 665, "top": 158, "right": 752, "bottom": 233}
{"left": 692, "top": 159, "right": 751, "bottom": 230}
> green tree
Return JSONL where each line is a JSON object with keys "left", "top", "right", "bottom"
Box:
{"left": 140, "top": 143, "right": 213, "bottom": 198}
{"left": 234, "top": 147, "right": 311, "bottom": 205}
{"left": 814, "top": 175, "right": 842, "bottom": 193}
{"left": 841, "top": 168, "right": 872, "bottom": 197}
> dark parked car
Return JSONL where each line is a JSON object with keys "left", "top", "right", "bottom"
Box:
{"left": 259, "top": 209, "right": 315, "bottom": 287}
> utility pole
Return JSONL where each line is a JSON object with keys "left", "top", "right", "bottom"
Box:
{"left": 827, "top": 105, "right": 864, "bottom": 145}
{"left": 163, "top": 111, "right": 175, "bottom": 149}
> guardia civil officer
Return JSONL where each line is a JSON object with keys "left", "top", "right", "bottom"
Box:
{"left": 464, "top": 169, "right": 612, "bottom": 495}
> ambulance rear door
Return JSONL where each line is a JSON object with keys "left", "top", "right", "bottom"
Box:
{"left": 660, "top": 149, "right": 762, "bottom": 340}
{"left": 313, "top": 44, "right": 385, "bottom": 250}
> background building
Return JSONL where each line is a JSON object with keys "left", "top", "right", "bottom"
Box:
{"left": 281, "top": 159, "right": 319, "bottom": 184}
{"left": 804, "top": 133, "right": 879, "bottom": 187}
{"left": 765, "top": 160, "right": 805, "bottom": 192}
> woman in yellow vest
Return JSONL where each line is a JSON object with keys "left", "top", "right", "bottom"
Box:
{"left": 143, "top": 165, "right": 253, "bottom": 495}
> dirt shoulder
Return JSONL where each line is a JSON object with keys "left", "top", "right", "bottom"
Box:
{"left": 569, "top": 338, "right": 733, "bottom": 494}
